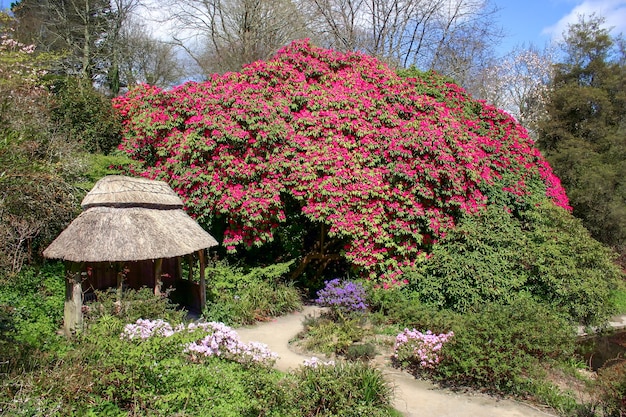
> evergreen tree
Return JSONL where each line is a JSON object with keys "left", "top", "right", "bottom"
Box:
{"left": 537, "top": 15, "right": 626, "bottom": 255}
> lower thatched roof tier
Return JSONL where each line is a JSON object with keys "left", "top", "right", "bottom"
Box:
{"left": 43, "top": 206, "right": 218, "bottom": 263}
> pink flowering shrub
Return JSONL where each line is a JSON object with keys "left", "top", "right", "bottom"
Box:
{"left": 119, "top": 319, "right": 277, "bottom": 367}
{"left": 393, "top": 328, "right": 454, "bottom": 369}
{"left": 185, "top": 321, "right": 278, "bottom": 366}
{"left": 114, "top": 40, "right": 569, "bottom": 281}
{"left": 121, "top": 318, "right": 183, "bottom": 340}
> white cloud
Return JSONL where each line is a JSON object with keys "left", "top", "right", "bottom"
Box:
{"left": 542, "top": 0, "right": 626, "bottom": 42}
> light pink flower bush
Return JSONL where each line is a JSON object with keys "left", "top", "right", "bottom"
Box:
{"left": 393, "top": 328, "right": 454, "bottom": 369}
{"left": 119, "top": 319, "right": 277, "bottom": 367}
{"left": 121, "top": 318, "right": 183, "bottom": 340}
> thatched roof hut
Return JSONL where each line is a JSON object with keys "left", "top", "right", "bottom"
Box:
{"left": 44, "top": 175, "right": 219, "bottom": 336}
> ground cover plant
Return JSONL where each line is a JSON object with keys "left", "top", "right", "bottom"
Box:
{"left": 114, "top": 39, "right": 570, "bottom": 283}
{"left": 0, "top": 265, "right": 398, "bottom": 417}
{"left": 202, "top": 260, "right": 302, "bottom": 325}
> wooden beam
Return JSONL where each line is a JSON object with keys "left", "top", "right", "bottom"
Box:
{"left": 116, "top": 263, "right": 124, "bottom": 302}
{"left": 187, "top": 254, "right": 194, "bottom": 281}
{"left": 154, "top": 258, "right": 163, "bottom": 296}
{"left": 64, "top": 262, "right": 84, "bottom": 337}
{"left": 198, "top": 249, "right": 206, "bottom": 311}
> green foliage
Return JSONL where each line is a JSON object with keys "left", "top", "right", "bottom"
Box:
{"left": 203, "top": 260, "right": 302, "bottom": 325}
{"left": 595, "top": 360, "right": 626, "bottom": 416}
{"left": 345, "top": 343, "right": 377, "bottom": 362}
{"left": 366, "top": 285, "right": 457, "bottom": 334}
{"left": 406, "top": 205, "right": 527, "bottom": 312}
{"left": 403, "top": 202, "right": 622, "bottom": 325}
{"left": 292, "top": 361, "right": 395, "bottom": 417}
{"left": 521, "top": 202, "right": 622, "bottom": 325}
{"left": 430, "top": 298, "right": 576, "bottom": 395}
{"left": 48, "top": 76, "right": 122, "bottom": 154}
{"left": 0, "top": 262, "right": 64, "bottom": 349}
{"left": 73, "top": 151, "right": 137, "bottom": 190}
{"left": 299, "top": 315, "right": 369, "bottom": 355}
{"left": 83, "top": 286, "right": 186, "bottom": 326}
{"left": 611, "top": 287, "right": 626, "bottom": 314}
{"left": 9, "top": 318, "right": 292, "bottom": 416}
{"left": 537, "top": 15, "right": 626, "bottom": 256}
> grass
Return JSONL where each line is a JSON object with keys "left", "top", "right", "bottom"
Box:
{"left": 611, "top": 287, "right": 626, "bottom": 315}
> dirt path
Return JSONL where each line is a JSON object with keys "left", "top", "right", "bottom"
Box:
{"left": 235, "top": 306, "right": 557, "bottom": 417}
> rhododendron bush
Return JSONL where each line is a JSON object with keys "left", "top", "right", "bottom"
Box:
{"left": 113, "top": 40, "right": 569, "bottom": 281}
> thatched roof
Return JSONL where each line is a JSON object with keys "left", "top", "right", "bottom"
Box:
{"left": 81, "top": 175, "right": 183, "bottom": 209}
{"left": 43, "top": 176, "right": 218, "bottom": 262}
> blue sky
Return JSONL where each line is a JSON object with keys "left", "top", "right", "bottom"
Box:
{"left": 493, "top": 0, "right": 626, "bottom": 55}
{"left": 2, "top": 0, "right": 624, "bottom": 58}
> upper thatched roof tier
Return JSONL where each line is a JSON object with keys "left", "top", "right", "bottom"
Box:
{"left": 43, "top": 206, "right": 218, "bottom": 262}
{"left": 44, "top": 175, "right": 218, "bottom": 262}
{"left": 81, "top": 175, "right": 184, "bottom": 209}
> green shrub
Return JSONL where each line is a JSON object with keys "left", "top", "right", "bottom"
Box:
{"left": 430, "top": 298, "right": 576, "bottom": 395}
{"left": 83, "top": 286, "right": 186, "bottom": 326}
{"left": 8, "top": 317, "right": 295, "bottom": 416}
{"left": 404, "top": 202, "right": 622, "bottom": 325}
{"left": 203, "top": 260, "right": 302, "bottom": 326}
{"left": 345, "top": 343, "right": 377, "bottom": 362}
{"left": 595, "top": 360, "right": 626, "bottom": 417}
{"left": 0, "top": 263, "right": 65, "bottom": 352}
{"left": 521, "top": 203, "right": 623, "bottom": 325}
{"left": 292, "top": 361, "right": 395, "bottom": 417}
{"left": 48, "top": 76, "right": 122, "bottom": 154}
{"left": 300, "top": 316, "right": 368, "bottom": 355}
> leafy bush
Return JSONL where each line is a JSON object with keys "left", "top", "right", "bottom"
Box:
{"left": 292, "top": 361, "right": 395, "bottom": 417}
{"left": 595, "top": 360, "right": 626, "bottom": 417}
{"left": 300, "top": 315, "right": 368, "bottom": 355}
{"left": 345, "top": 343, "right": 377, "bottom": 362}
{"left": 430, "top": 298, "right": 576, "bottom": 395}
{"left": 0, "top": 263, "right": 64, "bottom": 350}
{"left": 48, "top": 76, "right": 122, "bottom": 154}
{"left": 203, "top": 260, "right": 302, "bottom": 325}
{"left": 404, "top": 202, "right": 622, "bottom": 324}
{"left": 84, "top": 286, "right": 186, "bottom": 326}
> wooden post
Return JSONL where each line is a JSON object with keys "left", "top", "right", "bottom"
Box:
{"left": 187, "top": 254, "right": 194, "bottom": 281}
{"left": 116, "top": 263, "right": 124, "bottom": 302}
{"left": 177, "top": 257, "right": 183, "bottom": 281}
{"left": 154, "top": 258, "right": 163, "bottom": 296}
{"left": 198, "top": 249, "right": 206, "bottom": 311}
{"left": 64, "top": 262, "right": 84, "bottom": 337}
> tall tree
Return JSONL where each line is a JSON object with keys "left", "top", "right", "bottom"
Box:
{"left": 11, "top": 0, "right": 141, "bottom": 93}
{"left": 117, "top": 17, "right": 183, "bottom": 88}
{"left": 12, "top": 0, "right": 112, "bottom": 82}
{"left": 473, "top": 44, "right": 555, "bottom": 135}
{"left": 302, "top": 0, "right": 502, "bottom": 76}
{"left": 537, "top": 14, "right": 626, "bottom": 255}
{"left": 165, "top": 0, "right": 310, "bottom": 75}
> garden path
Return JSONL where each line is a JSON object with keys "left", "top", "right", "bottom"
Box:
{"left": 235, "top": 305, "right": 557, "bottom": 417}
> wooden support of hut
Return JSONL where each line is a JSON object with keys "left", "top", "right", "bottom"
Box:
{"left": 43, "top": 176, "right": 218, "bottom": 336}
{"left": 64, "top": 262, "right": 84, "bottom": 336}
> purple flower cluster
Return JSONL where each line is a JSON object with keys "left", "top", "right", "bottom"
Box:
{"left": 315, "top": 279, "right": 368, "bottom": 314}
{"left": 393, "top": 328, "right": 454, "bottom": 369}
{"left": 119, "top": 319, "right": 277, "bottom": 367}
